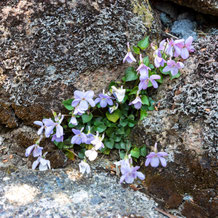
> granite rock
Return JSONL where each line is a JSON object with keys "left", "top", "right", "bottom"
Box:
{"left": 132, "top": 35, "right": 218, "bottom": 217}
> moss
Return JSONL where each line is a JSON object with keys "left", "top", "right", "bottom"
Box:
{"left": 131, "top": 0, "right": 154, "bottom": 28}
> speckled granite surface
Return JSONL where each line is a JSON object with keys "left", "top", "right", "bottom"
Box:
{"left": 0, "top": 164, "right": 166, "bottom": 218}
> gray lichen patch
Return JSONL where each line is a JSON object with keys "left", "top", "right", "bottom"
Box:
{"left": 0, "top": 0, "right": 160, "bottom": 110}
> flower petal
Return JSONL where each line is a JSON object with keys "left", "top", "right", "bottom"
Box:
{"left": 150, "top": 157, "right": 160, "bottom": 167}
{"left": 25, "top": 144, "right": 35, "bottom": 157}
{"left": 159, "top": 157, "right": 167, "bottom": 167}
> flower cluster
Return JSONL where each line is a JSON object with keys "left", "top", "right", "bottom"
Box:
{"left": 25, "top": 35, "right": 194, "bottom": 185}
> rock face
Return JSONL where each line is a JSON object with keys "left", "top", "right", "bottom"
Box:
{"left": 0, "top": 0, "right": 161, "bottom": 167}
{"left": 132, "top": 35, "right": 217, "bottom": 217}
{"left": 0, "top": 0, "right": 160, "bottom": 126}
{"left": 164, "top": 0, "right": 218, "bottom": 16}
{"left": 0, "top": 160, "right": 164, "bottom": 217}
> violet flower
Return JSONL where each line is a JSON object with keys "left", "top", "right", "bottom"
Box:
{"left": 33, "top": 121, "right": 45, "bottom": 135}
{"left": 180, "top": 36, "right": 195, "bottom": 59}
{"left": 71, "top": 128, "right": 87, "bottom": 145}
{"left": 166, "top": 38, "right": 184, "bottom": 57}
{"left": 119, "top": 158, "right": 145, "bottom": 184}
{"left": 145, "top": 142, "right": 168, "bottom": 167}
{"left": 43, "top": 114, "right": 64, "bottom": 139}
{"left": 111, "top": 86, "right": 126, "bottom": 103}
{"left": 51, "top": 134, "right": 64, "bottom": 142}
{"left": 108, "top": 103, "right": 119, "bottom": 114}
{"left": 123, "top": 42, "right": 136, "bottom": 63}
{"left": 79, "top": 160, "right": 91, "bottom": 174}
{"left": 25, "top": 144, "right": 43, "bottom": 157}
{"left": 139, "top": 75, "right": 161, "bottom": 90}
{"left": 162, "top": 60, "right": 184, "bottom": 76}
{"left": 159, "top": 39, "right": 167, "bottom": 51}
{"left": 69, "top": 116, "right": 78, "bottom": 126}
{"left": 72, "top": 90, "right": 95, "bottom": 112}
{"left": 154, "top": 49, "right": 166, "bottom": 68}
{"left": 129, "top": 96, "right": 142, "bottom": 110}
{"left": 137, "top": 54, "right": 151, "bottom": 79}
{"left": 95, "top": 90, "right": 113, "bottom": 108}
{"left": 32, "top": 156, "right": 51, "bottom": 171}
{"left": 91, "top": 132, "right": 104, "bottom": 150}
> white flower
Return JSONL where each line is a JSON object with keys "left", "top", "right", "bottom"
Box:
{"left": 91, "top": 132, "right": 104, "bottom": 150}
{"left": 79, "top": 160, "right": 91, "bottom": 174}
{"left": 111, "top": 86, "right": 126, "bottom": 102}
{"left": 32, "top": 157, "right": 51, "bottom": 171}
{"left": 85, "top": 149, "right": 98, "bottom": 161}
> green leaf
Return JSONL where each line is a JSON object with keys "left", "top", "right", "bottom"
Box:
{"left": 140, "top": 108, "right": 147, "bottom": 120}
{"left": 62, "top": 99, "right": 73, "bottom": 111}
{"left": 115, "top": 143, "right": 121, "bottom": 149}
{"left": 120, "top": 141, "right": 126, "bottom": 149}
{"left": 94, "top": 117, "right": 103, "bottom": 126}
{"left": 143, "top": 56, "right": 149, "bottom": 66}
{"left": 78, "top": 149, "right": 85, "bottom": 159}
{"left": 137, "top": 36, "right": 149, "bottom": 50}
{"left": 120, "top": 150, "right": 126, "bottom": 159}
{"left": 120, "top": 119, "right": 128, "bottom": 127}
{"left": 125, "top": 67, "right": 138, "bottom": 82}
{"left": 106, "top": 127, "right": 115, "bottom": 137}
{"left": 116, "top": 127, "right": 125, "bottom": 135}
{"left": 130, "top": 147, "right": 140, "bottom": 158}
{"left": 128, "top": 114, "right": 135, "bottom": 121}
{"left": 95, "top": 124, "right": 107, "bottom": 133}
{"left": 140, "top": 146, "right": 146, "bottom": 157}
{"left": 104, "top": 138, "right": 114, "bottom": 149}
{"left": 128, "top": 122, "right": 135, "bottom": 127}
{"left": 133, "top": 46, "right": 140, "bottom": 54}
{"left": 141, "top": 95, "right": 150, "bottom": 105}
{"left": 149, "top": 64, "right": 154, "bottom": 69}
{"left": 170, "top": 72, "right": 181, "bottom": 80}
{"left": 106, "top": 109, "right": 121, "bottom": 123}
{"left": 129, "top": 86, "right": 138, "bottom": 95}
{"left": 114, "top": 136, "right": 121, "bottom": 142}
{"left": 82, "top": 113, "right": 93, "bottom": 124}
{"left": 101, "top": 147, "right": 111, "bottom": 155}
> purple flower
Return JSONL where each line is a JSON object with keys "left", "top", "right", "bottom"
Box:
{"left": 33, "top": 121, "right": 44, "bottom": 135}
{"left": 42, "top": 113, "right": 64, "bottom": 138}
{"left": 162, "top": 60, "right": 184, "bottom": 76}
{"left": 25, "top": 144, "right": 43, "bottom": 157}
{"left": 180, "top": 36, "right": 195, "bottom": 59}
{"left": 165, "top": 39, "right": 184, "bottom": 57}
{"left": 145, "top": 142, "right": 168, "bottom": 167}
{"left": 159, "top": 39, "right": 167, "bottom": 51}
{"left": 139, "top": 75, "right": 161, "bottom": 90}
{"left": 32, "top": 156, "right": 51, "bottom": 171}
{"left": 71, "top": 128, "right": 87, "bottom": 144}
{"left": 73, "top": 105, "right": 86, "bottom": 116}
{"left": 72, "top": 90, "right": 95, "bottom": 112}
{"left": 86, "top": 133, "right": 95, "bottom": 144}
{"left": 95, "top": 91, "right": 113, "bottom": 108}
{"left": 120, "top": 161, "right": 145, "bottom": 184}
{"left": 51, "top": 134, "right": 64, "bottom": 142}
{"left": 129, "top": 96, "right": 142, "bottom": 109}
{"left": 137, "top": 54, "right": 151, "bottom": 79}
{"left": 154, "top": 50, "right": 166, "bottom": 68}
{"left": 69, "top": 116, "right": 78, "bottom": 126}
{"left": 123, "top": 42, "right": 136, "bottom": 63}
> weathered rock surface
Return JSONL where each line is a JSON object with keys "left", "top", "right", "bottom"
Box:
{"left": 132, "top": 35, "right": 218, "bottom": 217}
{"left": 0, "top": 160, "right": 166, "bottom": 218}
{"left": 0, "top": 0, "right": 160, "bottom": 127}
{"left": 160, "top": 0, "right": 218, "bottom": 16}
